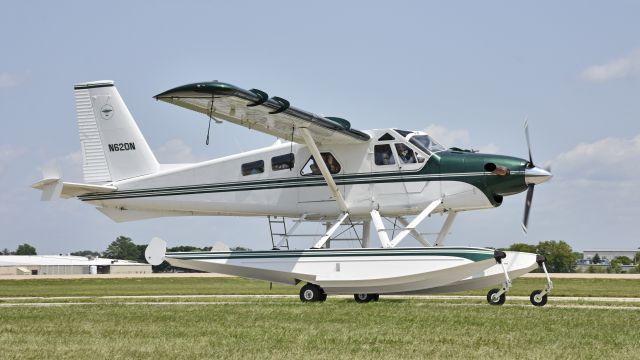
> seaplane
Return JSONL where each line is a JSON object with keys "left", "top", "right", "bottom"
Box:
{"left": 33, "top": 80, "right": 554, "bottom": 306}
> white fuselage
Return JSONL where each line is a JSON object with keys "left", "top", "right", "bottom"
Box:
{"left": 84, "top": 129, "right": 493, "bottom": 222}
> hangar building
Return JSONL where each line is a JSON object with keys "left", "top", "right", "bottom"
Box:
{"left": 583, "top": 249, "right": 639, "bottom": 263}
{"left": 0, "top": 255, "right": 152, "bottom": 275}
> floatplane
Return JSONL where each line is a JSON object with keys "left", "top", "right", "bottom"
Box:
{"left": 33, "top": 80, "right": 554, "bottom": 306}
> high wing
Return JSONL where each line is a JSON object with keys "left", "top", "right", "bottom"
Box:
{"left": 154, "top": 81, "right": 370, "bottom": 145}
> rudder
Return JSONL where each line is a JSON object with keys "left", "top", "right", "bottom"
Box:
{"left": 74, "top": 80, "right": 158, "bottom": 183}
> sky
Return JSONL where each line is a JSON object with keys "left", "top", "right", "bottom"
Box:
{"left": 1, "top": 1, "right": 639, "bottom": 254}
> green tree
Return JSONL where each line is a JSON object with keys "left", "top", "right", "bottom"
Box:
{"left": 16, "top": 243, "right": 37, "bottom": 255}
{"left": 609, "top": 259, "right": 623, "bottom": 273}
{"left": 151, "top": 245, "right": 206, "bottom": 273}
{"left": 506, "top": 243, "right": 537, "bottom": 253}
{"left": 230, "top": 246, "right": 252, "bottom": 252}
{"left": 70, "top": 250, "right": 100, "bottom": 257}
{"left": 1, "top": 248, "right": 13, "bottom": 255}
{"left": 592, "top": 253, "right": 601, "bottom": 264}
{"left": 634, "top": 252, "right": 640, "bottom": 265}
{"left": 168, "top": 246, "right": 204, "bottom": 252}
{"left": 536, "top": 240, "right": 577, "bottom": 273}
{"left": 613, "top": 256, "right": 632, "bottom": 265}
{"left": 103, "top": 236, "right": 139, "bottom": 261}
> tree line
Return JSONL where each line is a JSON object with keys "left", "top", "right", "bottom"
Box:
{"left": 4, "top": 237, "right": 639, "bottom": 273}
{"left": 505, "top": 240, "right": 640, "bottom": 273}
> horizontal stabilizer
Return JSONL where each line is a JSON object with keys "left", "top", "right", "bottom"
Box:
{"left": 97, "top": 207, "right": 199, "bottom": 222}
{"left": 32, "top": 178, "right": 63, "bottom": 201}
{"left": 32, "top": 179, "right": 116, "bottom": 200}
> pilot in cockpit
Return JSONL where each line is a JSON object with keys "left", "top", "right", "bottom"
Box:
{"left": 396, "top": 143, "right": 416, "bottom": 164}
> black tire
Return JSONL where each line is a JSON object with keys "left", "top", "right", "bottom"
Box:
{"left": 300, "top": 283, "right": 323, "bottom": 302}
{"left": 319, "top": 292, "right": 328, "bottom": 302}
{"left": 530, "top": 290, "right": 548, "bottom": 307}
{"left": 354, "top": 293, "right": 376, "bottom": 303}
{"left": 487, "top": 288, "right": 506, "bottom": 305}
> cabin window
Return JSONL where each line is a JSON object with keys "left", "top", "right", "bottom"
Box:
{"left": 301, "top": 153, "right": 341, "bottom": 176}
{"left": 374, "top": 144, "right": 396, "bottom": 166}
{"left": 241, "top": 160, "right": 264, "bottom": 176}
{"left": 377, "top": 133, "right": 395, "bottom": 141}
{"left": 395, "top": 143, "right": 416, "bottom": 164}
{"left": 272, "top": 153, "right": 295, "bottom": 171}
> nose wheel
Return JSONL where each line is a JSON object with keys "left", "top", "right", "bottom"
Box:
{"left": 529, "top": 289, "right": 548, "bottom": 306}
{"left": 529, "top": 255, "right": 553, "bottom": 307}
{"left": 486, "top": 251, "right": 512, "bottom": 306}
{"left": 487, "top": 288, "right": 507, "bottom": 305}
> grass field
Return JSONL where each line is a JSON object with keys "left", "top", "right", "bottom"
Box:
{"left": 0, "top": 276, "right": 638, "bottom": 298}
{"left": 0, "top": 277, "right": 639, "bottom": 359}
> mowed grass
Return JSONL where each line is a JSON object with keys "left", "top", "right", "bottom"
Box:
{"left": 0, "top": 276, "right": 638, "bottom": 298}
{"left": 1, "top": 299, "right": 639, "bottom": 360}
{"left": 0, "top": 277, "right": 639, "bottom": 359}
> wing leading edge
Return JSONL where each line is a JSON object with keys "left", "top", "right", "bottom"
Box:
{"left": 154, "top": 81, "right": 370, "bottom": 145}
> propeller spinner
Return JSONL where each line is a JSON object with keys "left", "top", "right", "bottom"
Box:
{"left": 521, "top": 120, "right": 552, "bottom": 233}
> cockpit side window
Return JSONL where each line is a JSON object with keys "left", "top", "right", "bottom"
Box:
{"left": 374, "top": 144, "right": 396, "bottom": 166}
{"left": 395, "top": 143, "right": 416, "bottom": 164}
{"left": 301, "top": 152, "right": 341, "bottom": 176}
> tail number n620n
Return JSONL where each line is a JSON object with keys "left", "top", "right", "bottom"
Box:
{"left": 108, "top": 142, "right": 136, "bottom": 152}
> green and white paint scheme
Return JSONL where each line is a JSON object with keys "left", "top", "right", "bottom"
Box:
{"left": 33, "top": 80, "right": 553, "bottom": 305}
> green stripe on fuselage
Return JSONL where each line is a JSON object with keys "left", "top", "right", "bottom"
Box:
{"left": 79, "top": 151, "right": 528, "bottom": 203}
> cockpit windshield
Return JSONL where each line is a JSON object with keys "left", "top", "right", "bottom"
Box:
{"left": 409, "top": 135, "right": 446, "bottom": 154}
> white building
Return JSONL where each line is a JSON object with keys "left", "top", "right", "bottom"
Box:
{"left": 0, "top": 255, "right": 151, "bottom": 275}
{"left": 583, "top": 250, "right": 639, "bottom": 263}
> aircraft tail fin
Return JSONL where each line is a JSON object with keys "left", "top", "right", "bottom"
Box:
{"left": 74, "top": 80, "right": 159, "bottom": 183}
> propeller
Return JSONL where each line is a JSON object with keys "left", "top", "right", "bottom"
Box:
{"left": 521, "top": 119, "right": 552, "bottom": 234}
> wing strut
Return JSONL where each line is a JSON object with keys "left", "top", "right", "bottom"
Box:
{"left": 371, "top": 199, "right": 442, "bottom": 248}
{"left": 397, "top": 216, "right": 432, "bottom": 246}
{"left": 299, "top": 128, "right": 348, "bottom": 213}
{"left": 434, "top": 211, "right": 457, "bottom": 246}
{"left": 312, "top": 213, "right": 350, "bottom": 249}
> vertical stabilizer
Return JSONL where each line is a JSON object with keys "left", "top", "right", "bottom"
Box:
{"left": 74, "top": 81, "right": 159, "bottom": 183}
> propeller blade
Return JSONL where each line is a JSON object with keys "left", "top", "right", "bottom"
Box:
{"left": 524, "top": 118, "right": 533, "bottom": 166}
{"left": 521, "top": 184, "right": 535, "bottom": 234}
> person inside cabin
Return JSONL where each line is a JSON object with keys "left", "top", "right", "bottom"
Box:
{"left": 379, "top": 146, "right": 395, "bottom": 165}
{"left": 396, "top": 143, "right": 416, "bottom": 164}
{"left": 323, "top": 153, "right": 339, "bottom": 173}
{"left": 310, "top": 161, "right": 320, "bottom": 175}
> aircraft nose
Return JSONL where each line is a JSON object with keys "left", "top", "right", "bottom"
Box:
{"left": 525, "top": 166, "right": 552, "bottom": 185}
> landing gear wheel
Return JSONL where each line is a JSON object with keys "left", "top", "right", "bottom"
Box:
{"left": 487, "top": 288, "right": 506, "bottom": 306}
{"left": 300, "top": 283, "right": 325, "bottom": 302}
{"left": 530, "top": 290, "right": 548, "bottom": 307}
{"left": 354, "top": 293, "right": 377, "bottom": 303}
